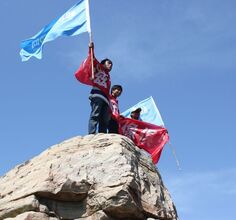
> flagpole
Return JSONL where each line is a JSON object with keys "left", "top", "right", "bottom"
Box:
{"left": 90, "top": 37, "right": 95, "bottom": 80}
{"left": 168, "top": 141, "right": 181, "bottom": 171}
{"left": 86, "top": 0, "right": 94, "bottom": 79}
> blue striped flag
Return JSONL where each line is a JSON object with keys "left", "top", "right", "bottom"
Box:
{"left": 20, "top": 0, "right": 91, "bottom": 61}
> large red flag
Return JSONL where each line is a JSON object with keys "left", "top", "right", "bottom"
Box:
{"left": 75, "top": 48, "right": 111, "bottom": 96}
{"left": 118, "top": 117, "right": 169, "bottom": 164}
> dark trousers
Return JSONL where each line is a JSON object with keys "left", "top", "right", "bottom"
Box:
{"left": 88, "top": 97, "right": 110, "bottom": 134}
{"left": 108, "top": 118, "right": 119, "bottom": 134}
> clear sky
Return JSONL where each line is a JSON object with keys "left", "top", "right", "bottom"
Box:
{"left": 0, "top": 1, "right": 236, "bottom": 219}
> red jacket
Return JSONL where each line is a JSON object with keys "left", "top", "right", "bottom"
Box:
{"left": 109, "top": 95, "right": 120, "bottom": 120}
{"left": 75, "top": 47, "right": 111, "bottom": 96}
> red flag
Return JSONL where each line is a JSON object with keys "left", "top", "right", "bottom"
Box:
{"left": 75, "top": 48, "right": 111, "bottom": 96}
{"left": 118, "top": 117, "right": 169, "bottom": 164}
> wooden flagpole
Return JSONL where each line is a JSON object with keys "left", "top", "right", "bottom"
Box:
{"left": 89, "top": 36, "right": 94, "bottom": 80}
{"left": 86, "top": 0, "right": 94, "bottom": 79}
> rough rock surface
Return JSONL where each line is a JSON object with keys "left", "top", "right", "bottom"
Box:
{"left": 0, "top": 134, "right": 178, "bottom": 220}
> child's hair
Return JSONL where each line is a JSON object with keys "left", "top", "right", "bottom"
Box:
{"left": 101, "top": 58, "right": 113, "bottom": 66}
{"left": 111, "top": 85, "right": 123, "bottom": 93}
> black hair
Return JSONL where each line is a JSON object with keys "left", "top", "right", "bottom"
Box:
{"left": 101, "top": 58, "right": 113, "bottom": 66}
{"left": 111, "top": 85, "right": 123, "bottom": 92}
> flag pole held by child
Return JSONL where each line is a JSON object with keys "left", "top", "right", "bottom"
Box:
{"left": 86, "top": 0, "right": 94, "bottom": 79}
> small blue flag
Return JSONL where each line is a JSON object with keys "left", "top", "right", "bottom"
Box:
{"left": 20, "top": 0, "right": 91, "bottom": 61}
{"left": 122, "top": 96, "right": 165, "bottom": 127}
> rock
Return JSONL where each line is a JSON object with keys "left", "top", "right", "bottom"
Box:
{"left": 0, "top": 134, "right": 178, "bottom": 220}
{"left": 4, "top": 212, "right": 58, "bottom": 220}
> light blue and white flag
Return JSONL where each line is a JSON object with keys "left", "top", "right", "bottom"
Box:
{"left": 122, "top": 96, "right": 165, "bottom": 127}
{"left": 20, "top": 0, "right": 91, "bottom": 61}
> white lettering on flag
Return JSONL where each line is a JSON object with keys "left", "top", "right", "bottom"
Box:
{"left": 139, "top": 128, "right": 156, "bottom": 146}
{"left": 32, "top": 36, "right": 45, "bottom": 49}
{"left": 121, "top": 122, "right": 138, "bottom": 140}
{"left": 94, "top": 71, "right": 108, "bottom": 88}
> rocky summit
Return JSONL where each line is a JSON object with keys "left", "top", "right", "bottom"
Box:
{"left": 0, "top": 134, "right": 178, "bottom": 220}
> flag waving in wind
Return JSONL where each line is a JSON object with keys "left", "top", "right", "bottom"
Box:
{"left": 120, "top": 96, "right": 168, "bottom": 164}
{"left": 122, "top": 96, "right": 165, "bottom": 127}
{"left": 20, "top": 0, "right": 91, "bottom": 61}
{"left": 118, "top": 117, "right": 169, "bottom": 164}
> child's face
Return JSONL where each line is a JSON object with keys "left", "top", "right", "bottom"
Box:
{"left": 112, "top": 89, "right": 122, "bottom": 98}
{"left": 104, "top": 60, "right": 113, "bottom": 71}
{"left": 131, "top": 112, "right": 140, "bottom": 120}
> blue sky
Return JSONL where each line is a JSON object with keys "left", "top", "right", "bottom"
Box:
{"left": 0, "top": 0, "right": 236, "bottom": 219}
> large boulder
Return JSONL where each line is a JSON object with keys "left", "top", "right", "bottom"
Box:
{"left": 0, "top": 134, "right": 178, "bottom": 220}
